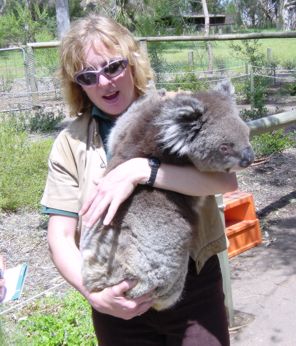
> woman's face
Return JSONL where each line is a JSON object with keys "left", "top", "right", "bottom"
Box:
{"left": 80, "top": 41, "right": 137, "bottom": 117}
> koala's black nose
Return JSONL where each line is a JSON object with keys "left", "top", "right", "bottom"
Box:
{"left": 240, "top": 146, "right": 255, "bottom": 168}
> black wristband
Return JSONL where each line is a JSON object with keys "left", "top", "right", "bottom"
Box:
{"left": 145, "top": 157, "right": 161, "bottom": 187}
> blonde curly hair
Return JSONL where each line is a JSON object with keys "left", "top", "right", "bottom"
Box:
{"left": 59, "top": 15, "right": 154, "bottom": 116}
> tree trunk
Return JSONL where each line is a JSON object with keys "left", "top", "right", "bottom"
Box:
{"left": 201, "top": 0, "right": 213, "bottom": 72}
{"left": 279, "top": 0, "right": 296, "bottom": 30}
{"left": 0, "top": 0, "right": 6, "bottom": 15}
{"left": 56, "top": 0, "right": 70, "bottom": 39}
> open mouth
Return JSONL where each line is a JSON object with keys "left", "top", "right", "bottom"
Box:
{"left": 103, "top": 91, "right": 119, "bottom": 101}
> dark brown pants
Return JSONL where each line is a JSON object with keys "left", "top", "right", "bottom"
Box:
{"left": 92, "top": 255, "right": 230, "bottom": 346}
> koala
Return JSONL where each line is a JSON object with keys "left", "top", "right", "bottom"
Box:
{"left": 80, "top": 81, "right": 254, "bottom": 311}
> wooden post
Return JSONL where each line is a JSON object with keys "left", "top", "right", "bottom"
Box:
{"left": 267, "top": 47, "right": 272, "bottom": 65}
{"left": 250, "top": 64, "right": 255, "bottom": 110}
{"left": 266, "top": 47, "right": 276, "bottom": 85}
{"left": 245, "top": 63, "right": 249, "bottom": 75}
{"left": 216, "top": 194, "right": 235, "bottom": 328}
{"left": 139, "top": 40, "right": 148, "bottom": 56}
{"left": 188, "top": 50, "right": 194, "bottom": 66}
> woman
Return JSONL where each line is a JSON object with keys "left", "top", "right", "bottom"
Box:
{"left": 42, "top": 14, "right": 237, "bottom": 346}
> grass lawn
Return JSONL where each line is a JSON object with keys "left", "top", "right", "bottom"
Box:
{"left": 154, "top": 38, "right": 296, "bottom": 68}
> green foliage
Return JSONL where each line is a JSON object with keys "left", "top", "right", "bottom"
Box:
{"left": 17, "top": 290, "right": 96, "bottom": 346}
{"left": 34, "top": 47, "right": 59, "bottom": 77}
{"left": 148, "top": 44, "right": 169, "bottom": 83}
{"left": 7, "top": 109, "right": 64, "bottom": 133}
{"left": 163, "top": 71, "right": 209, "bottom": 92}
{"left": 251, "top": 129, "right": 295, "bottom": 158}
{"left": 281, "top": 58, "right": 296, "bottom": 70}
{"left": 248, "top": 76, "right": 269, "bottom": 108}
{"left": 134, "top": 0, "right": 186, "bottom": 36}
{"left": 240, "top": 106, "right": 268, "bottom": 121}
{"left": 230, "top": 40, "right": 270, "bottom": 118}
{"left": 230, "top": 40, "right": 265, "bottom": 66}
{"left": 69, "top": 0, "right": 85, "bottom": 19}
{"left": 286, "top": 83, "right": 296, "bottom": 96}
{"left": 237, "top": 75, "right": 269, "bottom": 121}
{"left": 0, "top": 118, "right": 53, "bottom": 211}
{"left": 213, "top": 56, "right": 227, "bottom": 70}
{"left": 0, "top": 1, "right": 55, "bottom": 46}
{"left": 0, "top": 323, "right": 6, "bottom": 346}
{"left": 189, "top": 0, "right": 224, "bottom": 14}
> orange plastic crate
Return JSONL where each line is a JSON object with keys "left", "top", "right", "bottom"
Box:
{"left": 223, "top": 191, "right": 262, "bottom": 258}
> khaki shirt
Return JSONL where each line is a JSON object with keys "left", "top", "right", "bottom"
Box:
{"left": 41, "top": 113, "right": 227, "bottom": 273}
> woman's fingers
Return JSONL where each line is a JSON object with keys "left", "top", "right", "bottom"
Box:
{"left": 111, "top": 280, "right": 137, "bottom": 296}
{"left": 103, "top": 196, "right": 127, "bottom": 226}
{"left": 80, "top": 158, "right": 148, "bottom": 227}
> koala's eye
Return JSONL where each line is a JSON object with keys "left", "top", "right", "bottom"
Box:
{"left": 219, "top": 143, "right": 232, "bottom": 155}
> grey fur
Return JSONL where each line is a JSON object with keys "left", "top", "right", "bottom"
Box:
{"left": 80, "top": 81, "right": 254, "bottom": 311}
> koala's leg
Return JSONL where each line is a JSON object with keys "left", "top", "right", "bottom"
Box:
{"left": 81, "top": 223, "right": 127, "bottom": 292}
{"left": 152, "top": 254, "right": 190, "bottom": 311}
{"left": 117, "top": 189, "right": 193, "bottom": 304}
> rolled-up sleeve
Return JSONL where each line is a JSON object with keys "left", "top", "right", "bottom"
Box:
{"left": 41, "top": 131, "right": 80, "bottom": 214}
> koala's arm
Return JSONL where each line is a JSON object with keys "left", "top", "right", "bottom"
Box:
{"left": 81, "top": 157, "right": 237, "bottom": 227}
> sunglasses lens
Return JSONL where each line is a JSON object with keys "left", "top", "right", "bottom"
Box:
{"left": 75, "top": 72, "right": 97, "bottom": 86}
{"left": 75, "top": 59, "right": 128, "bottom": 86}
{"left": 104, "top": 60, "right": 127, "bottom": 78}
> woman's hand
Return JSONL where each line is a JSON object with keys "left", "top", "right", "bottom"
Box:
{"left": 79, "top": 158, "right": 149, "bottom": 228}
{"left": 86, "top": 280, "right": 154, "bottom": 320}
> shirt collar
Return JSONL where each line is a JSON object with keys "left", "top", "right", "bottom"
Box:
{"left": 91, "top": 106, "right": 116, "bottom": 122}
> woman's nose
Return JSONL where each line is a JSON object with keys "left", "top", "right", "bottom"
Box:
{"left": 98, "top": 74, "right": 112, "bottom": 86}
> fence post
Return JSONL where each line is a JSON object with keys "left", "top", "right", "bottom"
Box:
{"left": 139, "top": 40, "right": 148, "bottom": 56}
{"left": 216, "top": 194, "right": 235, "bottom": 328}
{"left": 267, "top": 48, "right": 276, "bottom": 86}
{"left": 249, "top": 64, "right": 255, "bottom": 110}
{"left": 25, "top": 45, "right": 38, "bottom": 106}
{"left": 266, "top": 47, "right": 272, "bottom": 65}
{"left": 245, "top": 63, "right": 249, "bottom": 75}
{"left": 188, "top": 50, "right": 194, "bottom": 66}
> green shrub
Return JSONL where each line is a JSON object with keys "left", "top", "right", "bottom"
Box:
{"left": 281, "top": 58, "right": 296, "bottom": 70}
{"left": 0, "top": 324, "right": 6, "bottom": 346}
{"left": 240, "top": 106, "right": 268, "bottom": 121}
{"left": 213, "top": 56, "right": 227, "bottom": 70}
{"left": 170, "top": 73, "right": 209, "bottom": 92}
{"left": 251, "top": 129, "right": 295, "bottom": 158}
{"left": 6, "top": 109, "right": 64, "bottom": 133}
{"left": 13, "top": 290, "right": 96, "bottom": 345}
{"left": 285, "top": 82, "right": 296, "bottom": 96}
{"left": 230, "top": 39, "right": 265, "bottom": 66}
{"left": 0, "top": 119, "right": 53, "bottom": 211}
{"left": 0, "top": 2, "right": 54, "bottom": 46}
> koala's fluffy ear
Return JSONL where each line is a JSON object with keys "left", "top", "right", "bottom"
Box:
{"left": 174, "top": 95, "right": 205, "bottom": 121}
{"left": 214, "top": 79, "right": 235, "bottom": 98}
{"left": 156, "top": 95, "right": 205, "bottom": 156}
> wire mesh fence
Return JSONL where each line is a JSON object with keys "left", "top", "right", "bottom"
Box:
{"left": 0, "top": 41, "right": 295, "bottom": 115}
{"left": 0, "top": 45, "right": 62, "bottom": 114}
